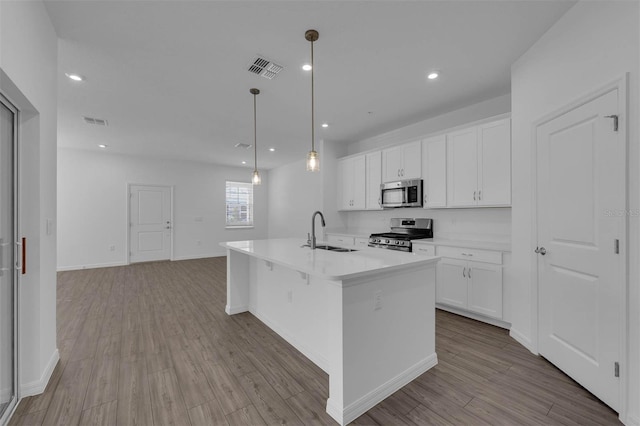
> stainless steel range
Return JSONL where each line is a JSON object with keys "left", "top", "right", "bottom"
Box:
{"left": 368, "top": 218, "right": 433, "bottom": 252}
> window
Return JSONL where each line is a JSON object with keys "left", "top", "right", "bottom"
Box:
{"left": 225, "top": 181, "right": 254, "bottom": 227}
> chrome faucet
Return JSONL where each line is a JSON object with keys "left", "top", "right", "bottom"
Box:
{"left": 310, "top": 211, "right": 326, "bottom": 249}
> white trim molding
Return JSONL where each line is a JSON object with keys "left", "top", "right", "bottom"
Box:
{"left": 57, "top": 261, "right": 127, "bottom": 272}
{"left": 326, "top": 354, "right": 438, "bottom": 426}
{"left": 20, "top": 349, "right": 59, "bottom": 397}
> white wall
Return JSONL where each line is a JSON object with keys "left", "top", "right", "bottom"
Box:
{"left": 267, "top": 140, "right": 347, "bottom": 240}
{"left": 347, "top": 93, "right": 510, "bottom": 155}
{"left": 511, "top": 1, "right": 639, "bottom": 423}
{"left": 57, "top": 148, "right": 268, "bottom": 269}
{"left": 0, "top": 0, "right": 58, "bottom": 396}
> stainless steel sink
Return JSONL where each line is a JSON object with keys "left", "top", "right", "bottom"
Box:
{"left": 314, "top": 245, "right": 358, "bottom": 253}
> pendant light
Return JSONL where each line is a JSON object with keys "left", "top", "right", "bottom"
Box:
{"left": 250, "top": 88, "right": 261, "bottom": 185}
{"left": 305, "top": 29, "right": 320, "bottom": 172}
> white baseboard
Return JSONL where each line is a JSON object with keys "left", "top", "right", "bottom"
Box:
{"left": 225, "top": 304, "right": 249, "bottom": 315}
{"left": 436, "top": 304, "right": 511, "bottom": 329}
{"left": 250, "top": 308, "right": 330, "bottom": 373}
{"left": 509, "top": 327, "right": 536, "bottom": 354}
{"left": 20, "top": 349, "right": 59, "bottom": 397}
{"left": 326, "top": 353, "right": 438, "bottom": 426}
{"left": 57, "top": 261, "right": 127, "bottom": 272}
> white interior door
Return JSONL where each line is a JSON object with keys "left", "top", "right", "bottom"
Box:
{"left": 536, "top": 87, "right": 623, "bottom": 411}
{"left": 0, "top": 96, "right": 17, "bottom": 423}
{"left": 129, "top": 185, "right": 172, "bottom": 263}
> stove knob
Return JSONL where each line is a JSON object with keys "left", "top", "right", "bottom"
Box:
{"left": 385, "top": 239, "right": 390, "bottom": 244}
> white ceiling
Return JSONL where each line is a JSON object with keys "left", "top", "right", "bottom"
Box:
{"left": 45, "top": 0, "right": 574, "bottom": 170}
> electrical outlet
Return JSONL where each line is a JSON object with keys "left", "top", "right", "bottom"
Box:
{"left": 374, "top": 290, "right": 382, "bottom": 310}
{"left": 287, "top": 290, "right": 293, "bottom": 304}
{"left": 109, "top": 245, "right": 115, "bottom": 251}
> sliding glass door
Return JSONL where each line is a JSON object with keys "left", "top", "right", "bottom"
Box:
{"left": 0, "top": 94, "right": 17, "bottom": 423}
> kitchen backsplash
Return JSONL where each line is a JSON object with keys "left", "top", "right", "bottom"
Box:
{"left": 345, "top": 207, "right": 511, "bottom": 243}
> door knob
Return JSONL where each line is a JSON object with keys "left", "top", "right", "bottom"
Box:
{"left": 535, "top": 246, "right": 547, "bottom": 255}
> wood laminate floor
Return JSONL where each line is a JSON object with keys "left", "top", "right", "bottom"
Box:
{"left": 9, "top": 257, "right": 620, "bottom": 426}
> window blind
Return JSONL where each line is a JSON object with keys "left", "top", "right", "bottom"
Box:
{"left": 225, "top": 181, "right": 254, "bottom": 227}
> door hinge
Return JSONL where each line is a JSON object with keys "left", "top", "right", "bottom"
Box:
{"left": 614, "top": 239, "right": 620, "bottom": 254}
{"left": 605, "top": 115, "right": 619, "bottom": 132}
{"left": 614, "top": 361, "right": 620, "bottom": 378}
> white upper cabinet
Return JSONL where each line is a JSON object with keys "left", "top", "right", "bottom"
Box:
{"left": 338, "top": 155, "right": 366, "bottom": 211}
{"left": 422, "top": 135, "right": 447, "bottom": 208}
{"left": 365, "top": 151, "right": 382, "bottom": 210}
{"left": 447, "top": 127, "right": 479, "bottom": 207}
{"left": 478, "top": 119, "right": 511, "bottom": 206}
{"left": 382, "top": 140, "right": 422, "bottom": 182}
{"left": 447, "top": 118, "right": 511, "bottom": 207}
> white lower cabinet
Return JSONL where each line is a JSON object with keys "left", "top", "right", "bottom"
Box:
{"left": 432, "top": 246, "right": 504, "bottom": 321}
{"left": 354, "top": 237, "right": 370, "bottom": 248}
{"left": 436, "top": 258, "right": 468, "bottom": 310}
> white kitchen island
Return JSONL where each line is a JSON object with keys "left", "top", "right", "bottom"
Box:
{"left": 221, "top": 238, "right": 439, "bottom": 425}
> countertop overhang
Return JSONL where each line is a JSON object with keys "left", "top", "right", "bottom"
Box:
{"left": 221, "top": 238, "right": 439, "bottom": 281}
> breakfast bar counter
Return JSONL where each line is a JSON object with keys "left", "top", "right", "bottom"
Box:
{"left": 221, "top": 238, "right": 439, "bottom": 425}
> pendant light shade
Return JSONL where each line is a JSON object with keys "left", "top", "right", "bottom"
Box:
{"left": 250, "top": 88, "right": 261, "bottom": 185}
{"left": 306, "top": 150, "right": 319, "bottom": 172}
{"left": 305, "top": 29, "right": 320, "bottom": 172}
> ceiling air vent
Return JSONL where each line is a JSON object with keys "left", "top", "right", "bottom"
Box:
{"left": 83, "top": 116, "right": 108, "bottom": 126}
{"left": 234, "top": 143, "right": 252, "bottom": 149}
{"left": 248, "top": 57, "right": 284, "bottom": 80}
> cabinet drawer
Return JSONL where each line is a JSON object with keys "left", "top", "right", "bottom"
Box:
{"left": 327, "top": 235, "right": 355, "bottom": 246}
{"left": 413, "top": 244, "right": 435, "bottom": 256}
{"left": 354, "top": 237, "right": 370, "bottom": 247}
{"left": 436, "top": 246, "right": 502, "bottom": 264}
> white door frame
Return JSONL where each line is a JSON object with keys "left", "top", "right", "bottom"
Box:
{"left": 529, "top": 74, "right": 629, "bottom": 419}
{"left": 126, "top": 183, "right": 174, "bottom": 265}
{"left": 0, "top": 91, "right": 20, "bottom": 424}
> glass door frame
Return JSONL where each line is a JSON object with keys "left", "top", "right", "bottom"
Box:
{"left": 0, "top": 92, "right": 19, "bottom": 425}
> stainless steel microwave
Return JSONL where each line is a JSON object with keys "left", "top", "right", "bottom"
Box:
{"left": 380, "top": 179, "right": 423, "bottom": 208}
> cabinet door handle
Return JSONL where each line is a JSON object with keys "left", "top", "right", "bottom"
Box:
{"left": 401, "top": 168, "right": 404, "bottom": 177}
{"left": 468, "top": 268, "right": 471, "bottom": 279}
{"left": 16, "top": 238, "right": 25, "bottom": 275}
{"left": 478, "top": 190, "right": 482, "bottom": 200}
{"left": 378, "top": 196, "right": 382, "bottom": 207}
{"left": 473, "top": 191, "right": 476, "bottom": 201}
{"left": 463, "top": 267, "right": 466, "bottom": 278}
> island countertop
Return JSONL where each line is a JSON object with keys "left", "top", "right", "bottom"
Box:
{"left": 221, "top": 238, "right": 439, "bottom": 281}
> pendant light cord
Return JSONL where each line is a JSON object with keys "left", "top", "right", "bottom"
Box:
{"left": 310, "top": 38, "right": 315, "bottom": 153}
{"left": 253, "top": 92, "right": 258, "bottom": 171}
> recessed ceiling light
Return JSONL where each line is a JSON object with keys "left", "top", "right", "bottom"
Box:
{"left": 302, "top": 64, "right": 312, "bottom": 71}
{"left": 321, "top": 123, "right": 329, "bottom": 128}
{"left": 242, "top": 161, "right": 247, "bottom": 164}
{"left": 269, "top": 148, "right": 275, "bottom": 152}
{"left": 427, "top": 72, "right": 439, "bottom": 80}
{"left": 65, "top": 73, "right": 85, "bottom": 82}
{"left": 98, "top": 144, "right": 107, "bottom": 149}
